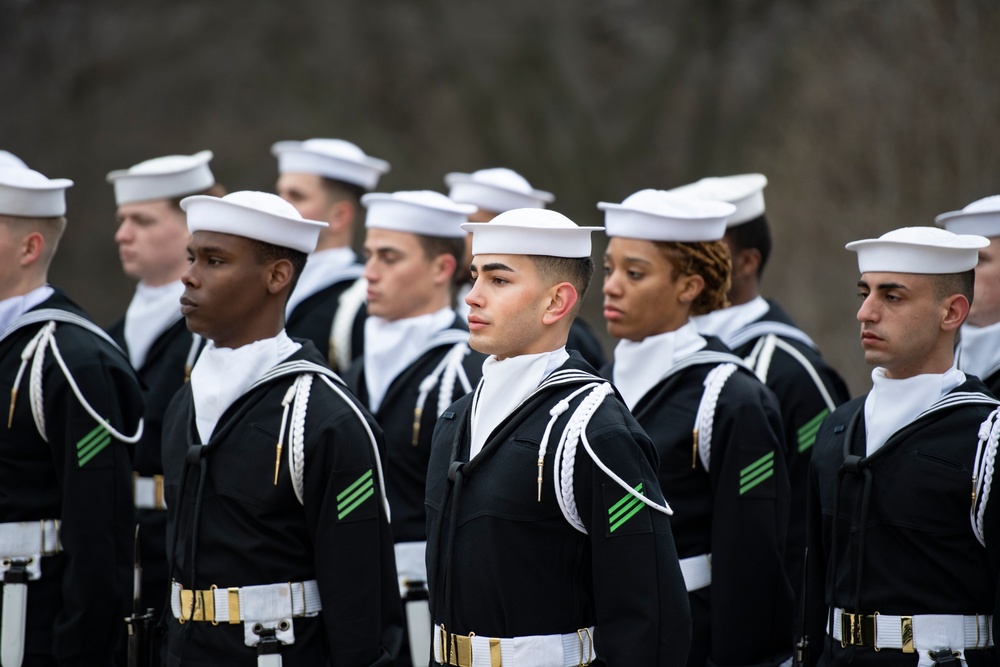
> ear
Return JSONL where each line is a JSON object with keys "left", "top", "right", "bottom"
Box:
{"left": 731, "top": 247, "right": 761, "bottom": 281}
{"left": 941, "top": 293, "right": 970, "bottom": 332}
{"left": 20, "top": 231, "right": 45, "bottom": 266}
{"left": 541, "top": 282, "right": 579, "bottom": 326}
{"left": 326, "top": 199, "right": 356, "bottom": 234}
{"left": 676, "top": 273, "right": 706, "bottom": 306}
{"left": 265, "top": 258, "right": 296, "bottom": 295}
{"left": 430, "top": 252, "right": 458, "bottom": 286}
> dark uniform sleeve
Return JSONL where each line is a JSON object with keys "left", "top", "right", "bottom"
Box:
{"left": 707, "top": 383, "right": 794, "bottom": 667}
{"left": 574, "top": 402, "right": 692, "bottom": 666}
{"left": 983, "top": 452, "right": 1000, "bottom": 661}
{"left": 802, "top": 441, "right": 831, "bottom": 667}
{"left": 45, "top": 335, "right": 142, "bottom": 666}
{"left": 302, "top": 392, "right": 403, "bottom": 667}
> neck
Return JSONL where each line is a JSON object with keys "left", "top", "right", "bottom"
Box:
{"left": 726, "top": 281, "right": 759, "bottom": 307}
{"left": 0, "top": 275, "right": 47, "bottom": 302}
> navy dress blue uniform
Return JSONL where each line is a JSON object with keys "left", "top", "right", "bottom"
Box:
{"left": 604, "top": 337, "right": 795, "bottom": 667}
{"left": 162, "top": 342, "right": 403, "bottom": 666}
{"left": 0, "top": 290, "right": 143, "bottom": 666}
{"left": 426, "top": 353, "right": 691, "bottom": 666}
{"left": 286, "top": 276, "right": 366, "bottom": 373}
{"left": 108, "top": 316, "right": 196, "bottom": 620}
{"left": 720, "top": 300, "right": 850, "bottom": 597}
{"left": 803, "top": 379, "right": 1000, "bottom": 667}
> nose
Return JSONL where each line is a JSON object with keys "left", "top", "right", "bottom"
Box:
{"left": 362, "top": 256, "right": 379, "bottom": 283}
{"left": 465, "top": 276, "right": 484, "bottom": 309}
{"left": 114, "top": 220, "right": 132, "bottom": 244}
{"left": 602, "top": 267, "right": 621, "bottom": 297}
{"left": 181, "top": 261, "right": 198, "bottom": 289}
{"left": 857, "top": 293, "right": 878, "bottom": 323}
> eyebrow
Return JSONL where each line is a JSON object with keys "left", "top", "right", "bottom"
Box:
{"left": 858, "top": 280, "right": 909, "bottom": 291}
{"left": 471, "top": 262, "right": 515, "bottom": 273}
{"left": 188, "top": 245, "right": 229, "bottom": 255}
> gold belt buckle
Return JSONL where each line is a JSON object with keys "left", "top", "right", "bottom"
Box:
{"left": 841, "top": 611, "right": 855, "bottom": 648}
{"left": 179, "top": 587, "right": 216, "bottom": 623}
{"left": 450, "top": 632, "right": 473, "bottom": 667}
{"left": 153, "top": 474, "right": 165, "bottom": 510}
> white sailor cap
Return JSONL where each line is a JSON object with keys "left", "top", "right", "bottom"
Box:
{"left": 272, "top": 138, "right": 390, "bottom": 191}
{"left": 181, "top": 191, "right": 327, "bottom": 254}
{"left": 598, "top": 189, "right": 736, "bottom": 242}
{"left": 107, "top": 150, "right": 216, "bottom": 206}
{"left": 462, "top": 208, "right": 601, "bottom": 258}
{"left": 362, "top": 190, "right": 475, "bottom": 239}
{"left": 935, "top": 196, "right": 1000, "bottom": 238}
{"left": 445, "top": 168, "right": 554, "bottom": 213}
{"left": 667, "top": 173, "right": 768, "bottom": 227}
{"left": 0, "top": 150, "right": 27, "bottom": 170}
{"left": 846, "top": 226, "right": 989, "bottom": 274}
{"left": 0, "top": 167, "right": 73, "bottom": 218}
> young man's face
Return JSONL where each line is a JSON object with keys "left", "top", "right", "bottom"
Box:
{"left": 115, "top": 199, "right": 190, "bottom": 286}
{"left": 856, "top": 271, "right": 951, "bottom": 378}
{"left": 968, "top": 236, "right": 1000, "bottom": 327}
{"left": 465, "top": 253, "right": 557, "bottom": 360}
{"left": 276, "top": 172, "right": 337, "bottom": 223}
{"left": 363, "top": 228, "right": 450, "bottom": 322}
{"left": 181, "top": 231, "right": 276, "bottom": 348}
{"left": 602, "top": 237, "right": 693, "bottom": 342}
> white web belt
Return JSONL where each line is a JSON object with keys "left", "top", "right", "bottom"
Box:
{"left": 433, "top": 623, "right": 596, "bottom": 667}
{"left": 133, "top": 474, "right": 166, "bottom": 510}
{"left": 679, "top": 553, "right": 711, "bottom": 592}
{"left": 170, "top": 580, "right": 321, "bottom": 624}
{"left": 0, "top": 519, "right": 61, "bottom": 560}
{"left": 831, "top": 607, "right": 993, "bottom": 653}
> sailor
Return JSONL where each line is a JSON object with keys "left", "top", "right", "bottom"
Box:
{"left": 0, "top": 166, "right": 144, "bottom": 666}
{"left": 937, "top": 196, "right": 1000, "bottom": 394}
{"left": 106, "top": 150, "right": 222, "bottom": 619}
{"left": 426, "top": 208, "right": 691, "bottom": 666}
{"left": 599, "top": 189, "right": 794, "bottom": 667}
{"left": 802, "top": 227, "right": 999, "bottom": 667}
{"left": 446, "top": 167, "right": 607, "bottom": 369}
{"left": 343, "top": 190, "right": 486, "bottom": 667}
{"left": 674, "top": 173, "right": 850, "bottom": 597}
{"left": 162, "top": 191, "right": 402, "bottom": 665}
{"left": 273, "top": 138, "right": 390, "bottom": 372}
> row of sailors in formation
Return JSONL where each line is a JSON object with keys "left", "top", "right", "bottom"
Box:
{"left": 0, "top": 143, "right": 997, "bottom": 667}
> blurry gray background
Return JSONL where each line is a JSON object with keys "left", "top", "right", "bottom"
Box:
{"left": 3, "top": 0, "right": 998, "bottom": 393}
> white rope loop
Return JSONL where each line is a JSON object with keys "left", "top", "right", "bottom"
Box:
{"left": 972, "top": 407, "right": 1000, "bottom": 547}
{"left": 550, "top": 382, "right": 674, "bottom": 535}
{"left": 287, "top": 375, "right": 313, "bottom": 505}
{"left": 17, "top": 321, "right": 143, "bottom": 444}
{"left": 693, "top": 363, "right": 738, "bottom": 472}
{"left": 330, "top": 278, "right": 367, "bottom": 371}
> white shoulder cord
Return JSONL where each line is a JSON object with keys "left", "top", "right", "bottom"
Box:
{"left": 10, "top": 322, "right": 143, "bottom": 444}
{"left": 412, "top": 343, "right": 472, "bottom": 445}
{"left": 277, "top": 375, "right": 314, "bottom": 504}
{"left": 318, "top": 375, "right": 392, "bottom": 521}
{"left": 329, "top": 278, "right": 367, "bottom": 371}
{"left": 752, "top": 334, "right": 778, "bottom": 384}
{"left": 972, "top": 407, "right": 1000, "bottom": 547}
{"left": 183, "top": 334, "right": 203, "bottom": 383}
{"left": 693, "top": 363, "right": 739, "bottom": 471}
{"left": 538, "top": 382, "right": 673, "bottom": 534}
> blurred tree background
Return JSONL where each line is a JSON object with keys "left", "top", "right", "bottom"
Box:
{"left": 2, "top": 0, "right": 998, "bottom": 393}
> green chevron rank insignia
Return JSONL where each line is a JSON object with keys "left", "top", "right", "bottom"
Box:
{"left": 797, "top": 408, "right": 830, "bottom": 453}
{"left": 336, "top": 468, "right": 377, "bottom": 522}
{"left": 77, "top": 424, "right": 111, "bottom": 467}
{"left": 739, "top": 450, "right": 776, "bottom": 497}
{"left": 604, "top": 480, "right": 652, "bottom": 537}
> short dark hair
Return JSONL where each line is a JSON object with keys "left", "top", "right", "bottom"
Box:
{"left": 320, "top": 178, "right": 366, "bottom": 207}
{"left": 416, "top": 234, "right": 467, "bottom": 298}
{"left": 247, "top": 239, "right": 308, "bottom": 295}
{"left": 933, "top": 270, "right": 975, "bottom": 306}
{"left": 725, "top": 214, "right": 771, "bottom": 278}
{"left": 527, "top": 255, "right": 595, "bottom": 314}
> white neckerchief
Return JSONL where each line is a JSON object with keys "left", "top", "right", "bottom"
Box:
{"left": 190, "top": 330, "right": 301, "bottom": 443}
{"left": 286, "top": 247, "right": 359, "bottom": 316}
{"left": 0, "top": 285, "right": 54, "bottom": 332}
{"left": 469, "top": 347, "right": 570, "bottom": 459}
{"left": 957, "top": 320, "right": 1000, "bottom": 382}
{"left": 123, "top": 280, "right": 185, "bottom": 369}
{"left": 364, "top": 307, "right": 455, "bottom": 413}
{"left": 613, "top": 320, "right": 707, "bottom": 410}
{"left": 863, "top": 365, "right": 965, "bottom": 456}
{"left": 692, "top": 295, "right": 769, "bottom": 340}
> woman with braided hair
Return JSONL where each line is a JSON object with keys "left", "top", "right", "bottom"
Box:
{"left": 599, "top": 189, "right": 795, "bottom": 667}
